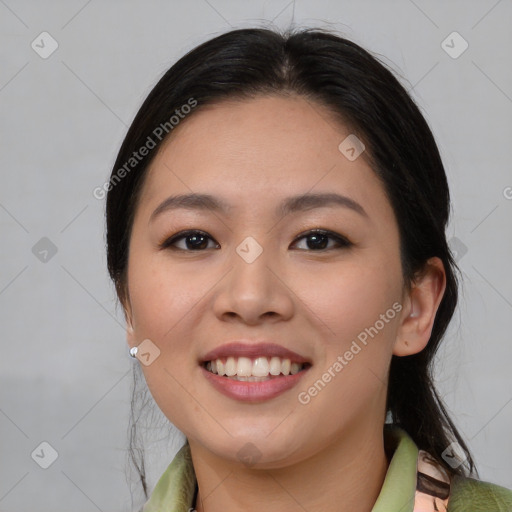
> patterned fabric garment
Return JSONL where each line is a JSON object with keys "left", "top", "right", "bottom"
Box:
{"left": 414, "top": 450, "right": 451, "bottom": 512}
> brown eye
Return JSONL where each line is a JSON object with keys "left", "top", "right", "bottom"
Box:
{"left": 160, "top": 229, "right": 351, "bottom": 252}
{"left": 160, "top": 230, "right": 219, "bottom": 251}
{"left": 291, "top": 229, "right": 352, "bottom": 251}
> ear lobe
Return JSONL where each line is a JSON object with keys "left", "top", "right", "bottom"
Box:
{"left": 393, "top": 257, "right": 446, "bottom": 357}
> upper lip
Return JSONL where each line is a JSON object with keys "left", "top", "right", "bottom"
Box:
{"left": 201, "top": 342, "right": 311, "bottom": 365}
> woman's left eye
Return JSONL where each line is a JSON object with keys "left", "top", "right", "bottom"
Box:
{"left": 291, "top": 229, "right": 352, "bottom": 251}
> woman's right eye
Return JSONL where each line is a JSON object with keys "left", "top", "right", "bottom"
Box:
{"left": 159, "top": 230, "right": 220, "bottom": 251}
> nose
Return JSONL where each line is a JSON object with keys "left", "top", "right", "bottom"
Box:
{"left": 211, "top": 239, "right": 295, "bottom": 326}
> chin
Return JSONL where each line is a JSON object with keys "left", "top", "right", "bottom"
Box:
{"left": 195, "top": 426, "right": 309, "bottom": 469}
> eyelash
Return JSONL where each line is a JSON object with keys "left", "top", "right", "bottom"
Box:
{"left": 159, "top": 229, "right": 352, "bottom": 252}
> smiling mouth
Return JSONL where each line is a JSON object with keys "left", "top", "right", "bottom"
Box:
{"left": 202, "top": 356, "right": 312, "bottom": 382}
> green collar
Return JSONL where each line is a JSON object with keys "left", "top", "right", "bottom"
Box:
{"left": 143, "top": 426, "right": 420, "bottom": 512}
{"left": 372, "top": 426, "right": 419, "bottom": 511}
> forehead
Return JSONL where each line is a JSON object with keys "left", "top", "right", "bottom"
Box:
{"left": 151, "top": 95, "right": 356, "bottom": 173}
{"left": 138, "top": 95, "right": 390, "bottom": 220}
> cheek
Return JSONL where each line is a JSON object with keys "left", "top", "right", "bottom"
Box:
{"left": 292, "top": 257, "right": 402, "bottom": 348}
{"left": 127, "top": 252, "right": 209, "bottom": 433}
{"left": 293, "top": 264, "right": 401, "bottom": 434}
{"left": 293, "top": 258, "right": 403, "bottom": 419}
{"left": 127, "top": 251, "right": 200, "bottom": 341}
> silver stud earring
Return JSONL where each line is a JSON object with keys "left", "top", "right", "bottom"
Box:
{"left": 129, "top": 346, "right": 138, "bottom": 358}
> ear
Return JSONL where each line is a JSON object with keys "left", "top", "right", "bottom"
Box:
{"left": 121, "top": 293, "right": 137, "bottom": 348}
{"left": 393, "top": 257, "right": 446, "bottom": 357}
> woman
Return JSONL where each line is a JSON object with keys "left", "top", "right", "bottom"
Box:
{"left": 105, "top": 27, "right": 512, "bottom": 511}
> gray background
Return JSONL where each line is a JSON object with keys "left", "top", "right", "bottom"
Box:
{"left": 1, "top": 0, "right": 511, "bottom": 511}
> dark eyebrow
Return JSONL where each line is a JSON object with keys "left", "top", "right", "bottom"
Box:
{"left": 278, "top": 192, "right": 367, "bottom": 218}
{"left": 150, "top": 192, "right": 368, "bottom": 222}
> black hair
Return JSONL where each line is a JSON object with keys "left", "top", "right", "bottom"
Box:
{"left": 105, "top": 26, "right": 476, "bottom": 501}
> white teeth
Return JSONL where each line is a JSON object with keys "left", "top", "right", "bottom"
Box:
{"left": 237, "top": 357, "right": 253, "bottom": 377}
{"left": 269, "top": 356, "right": 281, "bottom": 375}
{"left": 208, "top": 356, "right": 305, "bottom": 377}
{"left": 225, "top": 356, "right": 237, "bottom": 376}
{"left": 231, "top": 376, "right": 270, "bottom": 382}
{"left": 252, "top": 357, "right": 270, "bottom": 377}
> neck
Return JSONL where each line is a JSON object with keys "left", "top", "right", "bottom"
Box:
{"left": 190, "top": 422, "right": 389, "bottom": 512}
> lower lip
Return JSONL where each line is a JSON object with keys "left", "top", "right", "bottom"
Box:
{"left": 200, "top": 365, "right": 310, "bottom": 402}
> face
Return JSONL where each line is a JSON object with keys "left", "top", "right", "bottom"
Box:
{"left": 124, "top": 95, "right": 408, "bottom": 467}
